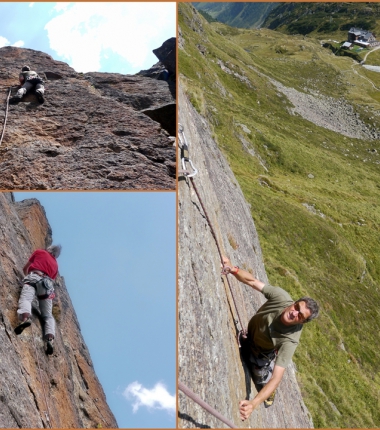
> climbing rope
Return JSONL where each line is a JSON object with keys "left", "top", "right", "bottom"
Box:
{"left": 178, "top": 124, "right": 249, "bottom": 428}
{"left": 189, "top": 177, "right": 247, "bottom": 339}
{"left": 179, "top": 124, "right": 247, "bottom": 339}
{"left": 31, "top": 323, "right": 53, "bottom": 428}
{"left": 0, "top": 87, "right": 12, "bottom": 147}
{"left": 178, "top": 381, "right": 237, "bottom": 429}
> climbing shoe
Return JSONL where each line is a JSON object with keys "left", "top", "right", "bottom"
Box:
{"left": 264, "top": 390, "right": 276, "bottom": 408}
{"left": 46, "top": 339, "right": 54, "bottom": 355}
{"left": 9, "top": 96, "right": 22, "bottom": 105}
{"left": 14, "top": 318, "right": 32, "bottom": 335}
{"left": 35, "top": 91, "right": 44, "bottom": 104}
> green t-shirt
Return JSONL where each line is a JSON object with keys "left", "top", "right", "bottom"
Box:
{"left": 247, "top": 284, "right": 303, "bottom": 368}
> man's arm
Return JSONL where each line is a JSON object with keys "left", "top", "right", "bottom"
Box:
{"left": 222, "top": 256, "right": 265, "bottom": 292}
{"left": 239, "top": 365, "right": 285, "bottom": 421}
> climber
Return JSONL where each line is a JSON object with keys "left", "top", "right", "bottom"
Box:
{"left": 9, "top": 65, "right": 45, "bottom": 105}
{"left": 221, "top": 256, "right": 319, "bottom": 421}
{"left": 14, "top": 245, "right": 61, "bottom": 355}
{"left": 158, "top": 68, "right": 170, "bottom": 81}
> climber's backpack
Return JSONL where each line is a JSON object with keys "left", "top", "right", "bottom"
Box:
{"left": 35, "top": 276, "right": 56, "bottom": 300}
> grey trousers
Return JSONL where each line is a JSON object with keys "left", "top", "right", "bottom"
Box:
{"left": 17, "top": 280, "right": 55, "bottom": 338}
{"left": 249, "top": 352, "right": 276, "bottom": 385}
{"left": 17, "top": 80, "right": 45, "bottom": 97}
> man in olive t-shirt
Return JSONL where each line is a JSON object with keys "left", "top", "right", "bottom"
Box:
{"left": 9, "top": 65, "right": 45, "bottom": 105}
{"left": 222, "top": 256, "right": 319, "bottom": 422}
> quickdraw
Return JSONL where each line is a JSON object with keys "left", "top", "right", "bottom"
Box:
{"left": 178, "top": 123, "right": 198, "bottom": 178}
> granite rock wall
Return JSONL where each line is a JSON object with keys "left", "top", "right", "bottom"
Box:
{"left": 0, "top": 193, "right": 117, "bottom": 428}
{"left": 178, "top": 86, "right": 313, "bottom": 429}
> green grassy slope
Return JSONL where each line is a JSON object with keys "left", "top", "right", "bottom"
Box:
{"left": 179, "top": 3, "right": 380, "bottom": 427}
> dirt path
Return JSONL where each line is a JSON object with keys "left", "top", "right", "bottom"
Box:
{"left": 363, "top": 44, "right": 380, "bottom": 62}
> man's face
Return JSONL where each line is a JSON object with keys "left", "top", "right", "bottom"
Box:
{"left": 281, "top": 301, "right": 311, "bottom": 326}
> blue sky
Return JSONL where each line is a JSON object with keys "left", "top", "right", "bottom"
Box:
{"left": 14, "top": 192, "right": 176, "bottom": 428}
{"left": 0, "top": 2, "right": 176, "bottom": 74}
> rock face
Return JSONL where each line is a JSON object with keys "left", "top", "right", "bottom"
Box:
{"left": 0, "top": 44, "right": 176, "bottom": 190}
{"left": 0, "top": 193, "right": 117, "bottom": 428}
{"left": 153, "top": 37, "right": 176, "bottom": 74}
{"left": 178, "top": 87, "right": 313, "bottom": 428}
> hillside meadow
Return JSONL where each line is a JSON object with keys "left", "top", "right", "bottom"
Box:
{"left": 179, "top": 4, "right": 380, "bottom": 427}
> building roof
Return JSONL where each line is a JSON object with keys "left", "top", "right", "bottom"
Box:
{"left": 349, "top": 27, "right": 374, "bottom": 39}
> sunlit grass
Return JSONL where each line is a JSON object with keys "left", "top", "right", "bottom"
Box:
{"left": 179, "top": 4, "right": 380, "bottom": 427}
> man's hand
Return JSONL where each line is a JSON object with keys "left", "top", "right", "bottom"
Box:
{"left": 221, "top": 256, "right": 234, "bottom": 275}
{"left": 239, "top": 366, "right": 285, "bottom": 421}
{"left": 239, "top": 400, "right": 255, "bottom": 421}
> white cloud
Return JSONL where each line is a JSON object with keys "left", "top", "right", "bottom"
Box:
{"left": 44, "top": 2, "right": 176, "bottom": 73}
{"left": 0, "top": 37, "right": 25, "bottom": 48}
{"left": 0, "top": 36, "right": 10, "bottom": 47}
{"left": 123, "top": 381, "right": 175, "bottom": 413}
{"left": 53, "top": 2, "right": 71, "bottom": 12}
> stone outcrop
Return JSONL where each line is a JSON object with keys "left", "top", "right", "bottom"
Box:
{"left": 139, "top": 37, "right": 176, "bottom": 77}
{"left": 0, "top": 43, "right": 176, "bottom": 190}
{"left": 0, "top": 193, "right": 117, "bottom": 428}
{"left": 153, "top": 37, "right": 176, "bottom": 75}
{"left": 178, "top": 86, "right": 313, "bottom": 428}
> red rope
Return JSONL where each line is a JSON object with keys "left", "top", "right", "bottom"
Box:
{"left": 179, "top": 381, "right": 238, "bottom": 428}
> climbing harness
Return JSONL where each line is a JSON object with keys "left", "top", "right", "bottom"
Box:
{"left": 179, "top": 123, "right": 249, "bottom": 428}
{"left": 178, "top": 123, "right": 198, "bottom": 177}
{"left": 0, "top": 87, "right": 11, "bottom": 147}
{"left": 178, "top": 381, "right": 237, "bottom": 429}
{"left": 31, "top": 323, "right": 54, "bottom": 428}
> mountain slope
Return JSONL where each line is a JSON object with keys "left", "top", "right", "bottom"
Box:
{"left": 179, "top": 3, "right": 380, "bottom": 427}
{"left": 193, "top": 2, "right": 278, "bottom": 29}
{"left": 0, "top": 44, "right": 175, "bottom": 190}
{"left": 262, "top": 2, "right": 380, "bottom": 38}
{"left": 0, "top": 193, "right": 117, "bottom": 428}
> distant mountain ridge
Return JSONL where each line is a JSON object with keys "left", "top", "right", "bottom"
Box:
{"left": 193, "top": 2, "right": 380, "bottom": 37}
{"left": 193, "top": 2, "right": 278, "bottom": 29}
